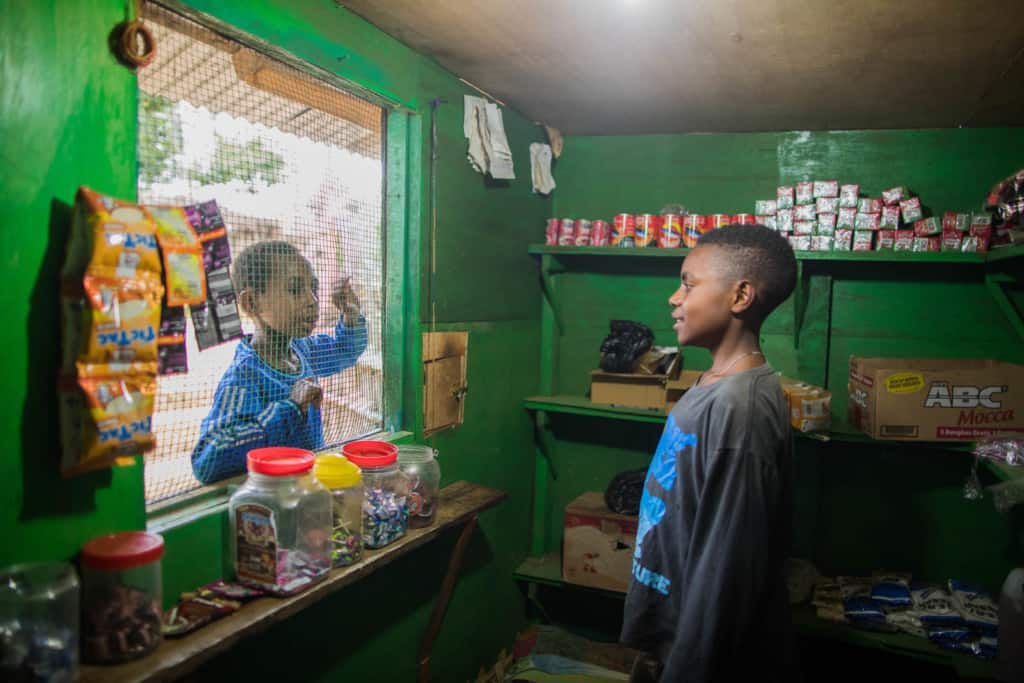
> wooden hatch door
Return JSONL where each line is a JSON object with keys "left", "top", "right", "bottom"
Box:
{"left": 422, "top": 332, "right": 468, "bottom": 436}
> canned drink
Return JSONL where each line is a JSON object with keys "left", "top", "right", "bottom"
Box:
{"left": 658, "top": 214, "right": 683, "bottom": 248}
{"left": 709, "top": 214, "right": 731, "bottom": 229}
{"left": 573, "top": 219, "right": 593, "bottom": 246}
{"left": 558, "top": 218, "right": 576, "bottom": 246}
{"left": 635, "top": 214, "right": 659, "bottom": 247}
{"left": 682, "top": 214, "right": 706, "bottom": 248}
{"left": 590, "top": 220, "right": 610, "bottom": 246}
{"left": 545, "top": 218, "right": 559, "bottom": 245}
{"left": 612, "top": 214, "right": 636, "bottom": 247}
{"left": 732, "top": 213, "right": 756, "bottom": 225}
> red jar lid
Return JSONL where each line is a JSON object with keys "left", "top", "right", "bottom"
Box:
{"left": 81, "top": 531, "right": 164, "bottom": 571}
{"left": 342, "top": 440, "right": 397, "bottom": 468}
{"left": 247, "top": 447, "right": 315, "bottom": 476}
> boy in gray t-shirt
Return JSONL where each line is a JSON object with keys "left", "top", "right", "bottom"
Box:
{"left": 621, "top": 224, "right": 799, "bottom": 682}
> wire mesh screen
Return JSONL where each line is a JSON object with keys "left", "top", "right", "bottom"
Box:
{"left": 137, "top": 2, "right": 386, "bottom": 504}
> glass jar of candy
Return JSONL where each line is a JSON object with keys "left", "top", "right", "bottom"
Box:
{"left": 0, "top": 561, "right": 80, "bottom": 679}
{"left": 397, "top": 445, "right": 441, "bottom": 528}
{"left": 80, "top": 531, "right": 164, "bottom": 664}
{"left": 229, "top": 448, "right": 332, "bottom": 596}
{"left": 343, "top": 441, "right": 409, "bottom": 548}
{"left": 312, "top": 454, "right": 363, "bottom": 567}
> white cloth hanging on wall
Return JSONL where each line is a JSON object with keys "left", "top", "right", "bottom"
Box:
{"left": 530, "top": 143, "right": 556, "bottom": 195}
{"left": 463, "top": 95, "right": 515, "bottom": 180}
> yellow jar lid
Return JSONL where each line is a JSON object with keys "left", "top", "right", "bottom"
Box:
{"left": 313, "top": 454, "right": 362, "bottom": 489}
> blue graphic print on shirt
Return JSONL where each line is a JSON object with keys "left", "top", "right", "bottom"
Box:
{"left": 632, "top": 420, "right": 698, "bottom": 595}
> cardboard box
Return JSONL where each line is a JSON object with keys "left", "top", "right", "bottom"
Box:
{"left": 591, "top": 355, "right": 681, "bottom": 411}
{"left": 780, "top": 377, "right": 832, "bottom": 432}
{"left": 562, "top": 492, "right": 638, "bottom": 593}
{"left": 848, "top": 357, "right": 1024, "bottom": 441}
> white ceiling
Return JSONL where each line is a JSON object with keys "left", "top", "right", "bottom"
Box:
{"left": 338, "top": 0, "right": 1024, "bottom": 135}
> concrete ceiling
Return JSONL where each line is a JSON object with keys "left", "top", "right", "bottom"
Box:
{"left": 338, "top": 0, "right": 1024, "bottom": 135}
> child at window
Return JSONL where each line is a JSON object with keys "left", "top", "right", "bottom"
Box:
{"left": 191, "top": 241, "right": 367, "bottom": 484}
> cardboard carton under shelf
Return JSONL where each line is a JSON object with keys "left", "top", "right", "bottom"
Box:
{"left": 562, "top": 492, "right": 638, "bottom": 593}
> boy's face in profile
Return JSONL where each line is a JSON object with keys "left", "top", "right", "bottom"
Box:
{"left": 248, "top": 255, "right": 320, "bottom": 337}
{"left": 669, "top": 245, "right": 736, "bottom": 348}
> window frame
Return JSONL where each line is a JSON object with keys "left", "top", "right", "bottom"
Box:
{"left": 140, "top": 1, "right": 422, "bottom": 531}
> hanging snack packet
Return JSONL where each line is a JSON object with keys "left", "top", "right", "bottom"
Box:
{"left": 834, "top": 229, "right": 853, "bottom": 251}
{"left": 796, "top": 182, "right": 814, "bottom": 205}
{"left": 858, "top": 198, "right": 883, "bottom": 214}
{"left": 880, "top": 205, "right": 901, "bottom": 230}
{"left": 853, "top": 231, "right": 875, "bottom": 251}
{"left": 777, "top": 208, "right": 794, "bottom": 233}
{"left": 913, "top": 216, "right": 940, "bottom": 236}
{"left": 60, "top": 363, "right": 157, "bottom": 476}
{"left": 855, "top": 212, "right": 881, "bottom": 230}
{"left": 157, "top": 306, "right": 188, "bottom": 375}
{"left": 839, "top": 184, "right": 860, "bottom": 208}
{"left": 148, "top": 206, "right": 207, "bottom": 307}
{"left": 795, "top": 204, "right": 817, "bottom": 221}
{"left": 78, "top": 271, "right": 163, "bottom": 364}
{"left": 877, "top": 230, "right": 896, "bottom": 250}
{"left": 837, "top": 207, "right": 857, "bottom": 229}
{"left": 949, "top": 580, "right": 999, "bottom": 636}
{"left": 900, "top": 197, "right": 924, "bottom": 223}
{"left": 777, "top": 186, "right": 795, "bottom": 209}
{"left": 63, "top": 187, "right": 161, "bottom": 282}
{"left": 813, "top": 180, "right": 839, "bottom": 198}
{"left": 816, "top": 197, "right": 840, "bottom": 214}
{"left": 882, "top": 186, "right": 909, "bottom": 206}
{"left": 817, "top": 213, "right": 837, "bottom": 235}
{"left": 755, "top": 199, "right": 777, "bottom": 215}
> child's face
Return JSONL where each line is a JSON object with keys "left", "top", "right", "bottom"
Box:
{"left": 668, "top": 246, "right": 736, "bottom": 348}
{"left": 249, "top": 255, "right": 320, "bottom": 337}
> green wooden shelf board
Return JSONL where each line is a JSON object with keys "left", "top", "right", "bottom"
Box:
{"left": 524, "top": 395, "right": 668, "bottom": 424}
{"left": 986, "top": 243, "right": 1024, "bottom": 262}
{"left": 514, "top": 554, "right": 991, "bottom": 679}
{"left": 529, "top": 244, "right": 996, "bottom": 264}
{"left": 982, "top": 459, "right": 1024, "bottom": 482}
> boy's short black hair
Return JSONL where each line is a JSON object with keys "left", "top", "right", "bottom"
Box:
{"left": 696, "top": 224, "right": 797, "bottom": 321}
{"left": 233, "top": 241, "right": 305, "bottom": 294}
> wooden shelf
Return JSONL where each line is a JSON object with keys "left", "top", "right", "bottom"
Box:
{"left": 529, "top": 244, "right": 995, "bottom": 264}
{"left": 524, "top": 395, "right": 667, "bottom": 424}
{"left": 514, "top": 554, "right": 992, "bottom": 679}
{"left": 983, "top": 459, "right": 1024, "bottom": 482}
{"left": 80, "top": 481, "right": 506, "bottom": 683}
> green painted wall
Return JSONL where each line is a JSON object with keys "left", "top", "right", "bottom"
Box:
{"left": 3, "top": 1, "right": 547, "bottom": 681}
{"left": 536, "top": 130, "right": 1024, "bottom": 593}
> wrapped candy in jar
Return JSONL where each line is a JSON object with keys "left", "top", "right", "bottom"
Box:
{"left": 80, "top": 531, "right": 164, "bottom": 664}
{"left": 397, "top": 445, "right": 441, "bottom": 528}
{"left": 312, "top": 454, "right": 364, "bottom": 567}
{"left": 0, "top": 561, "right": 79, "bottom": 680}
{"left": 229, "top": 448, "right": 332, "bottom": 596}
{"left": 343, "top": 441, "right": 410, "bottom": 548}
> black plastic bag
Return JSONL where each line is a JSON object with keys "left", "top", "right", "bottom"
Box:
{"left": 605, "top": 468, "right": 647, "bottom": 516}
{"left": 599, "top": 320, "right": 654, "bottom": 373}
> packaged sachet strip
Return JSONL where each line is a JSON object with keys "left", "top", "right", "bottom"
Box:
{"left": 811, "top": 236, "right": 833, "bottom": 252}
{"left": 794, "top": 220, "right": 815, "bottom": 235}
{"left": 853, "top": 231, "right": 875, "bottom": 251}
{"left": 858, "top": 197, "right": 883, "bottom": 214}
{"left": 777, "top": 208, "right": 794, "bottom": 232}
{"left": 913, "top": 216, "right": 941, "bottom": 236}
{"left": 757, "top": 215, "right": 778, "bottom": 230}
{"left": 912, "top": 236, "right": 941, "bottom": 252}
{"left": 882, "top": 186, "right": 909, "bottom": 206}
{"left": 813, "top": 180, "right": 839, "bottom": 198}
{"left": 949, "top": 580, "right": 999, "bottom": 636}
{"left": 816, "top": 197, "right": 840, "bottom": 214}
{"left": 834, "top": 229, "right": 853, "bottom": 251}
{"left": 157, "top": 305, "right": 188, "bottom": 375}
{"left": 885, "top": 610, "right": 927, "bottom": 638}
{"left": 162, "top": 245, "right": 206, "bottom": 307}
{"left": 817, "top": 213, "right": 837, "bottom": 234}
{"left": 894, "top": 230, "right": 914, "bottom": 251}
{"left": 880, "top": 205, "right": 901, "bottom": 230}
{"left": 777, "top": 185, "right": 795, "bottom": 209}
{"left": 795, "top": 204, "right": 817, "bottom": 221}
{"left": 755, "top": 199, "right": 777, "bottom": 215}
{"left": 870, "top": 574, "right": 913, "bottom": 607}
{"left": 943, "top": 211, "right": 970, "bottom": 232}
{"left": 970, "top": 212, "right": 993, "bottom": 227}
{"left": 839, "top": 184, "right": 859, "bottom": 208}
{"left": 837, "top": 207, "right": 857, "bottom": 229}
{"left": 910, "top": 584, "right": 964, "bottom": 628}
{"left": 855, "top": 212, "right": 881, "bottom": 230}
{"left": 941, "top": 229, "right": 963, "bottom": 252}
{"left": 877, "top": 230, "right": 896, "bottom": 250}
{"left": 789, "top": 235, "right": 811, "bottom": 251}
{"left": 63, "top": 186, "right": 161, "bottom": 282}
{"left": 796, "top": 182, "right": 814, "bottom": 205}
{"left": 77, "top": 270, "right": 163, "bottom": 365}
{"left": 966, "top": 225, "right": 992, "bottom": 252}
{"left": 900, "top": 196, "right": 924, "bottom": 223}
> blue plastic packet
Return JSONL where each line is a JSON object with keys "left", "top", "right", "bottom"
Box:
{"left": 911, "top": 584, "right": 965, "bottom": 628}
{"left": 949, "top": 580, "right": 999, "bottom": 636}
{"left": 871, "top": 575, "right": 912, "bottom": 607}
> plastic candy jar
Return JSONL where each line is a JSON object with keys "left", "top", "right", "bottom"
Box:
{"left": 0, "top": 561, "right": 79, "bottom": 679}
{"left": 397, "top": 445, "right": 441, "bottom": 527}
{"left": 313, "top": 454, "right": 364, "bottom": 567}
{"left": 80, "top": 531, "right": 163, "bottom": 664}
{"left": 343, "top": 441, "right": 410, "bottom": 548}
{"left": 229, "top": 447, "right": 332, "bottom": 596}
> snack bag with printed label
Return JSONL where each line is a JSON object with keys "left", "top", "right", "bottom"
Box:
{"left": 75, "top": 270, "right": 163, "bottom": 365}
{"left": 148, "top": 206, "right": 207, "bottom": 306}
{"left": 63, "top": 187, "right": 161, "bottom": 282}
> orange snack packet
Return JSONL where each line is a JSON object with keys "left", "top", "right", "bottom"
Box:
{"left": 63, "top": 186, "right": 161, "bottom": 281}
{"left": 76, "top": 270, "right": 163, "bottom": 364}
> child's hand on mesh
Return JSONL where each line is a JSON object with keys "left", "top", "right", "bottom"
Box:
{"left": 290, "top": 378, "right": 322, "bottom": 415}
{"left": 332, "top": 277, "right": 362, "bottom": 325}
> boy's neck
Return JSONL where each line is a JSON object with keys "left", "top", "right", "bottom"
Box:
{"left": 707, "top": 324, "right": 763, "bottom": 375}
{"left": 251, "top": 326, "right": 295, "bottom": 366}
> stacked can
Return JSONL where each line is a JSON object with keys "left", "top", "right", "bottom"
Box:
{"left": 709, "top": 214, "right": 732, "bottom": 230}
{"left": 612, "top": 214, "right": 636, "bottom": 247}
{"left": 573, "top": 219, "right": 593, "bottom": 246}
{"left": 557, "top": 218, "right": 576, "bottom": 246}
{"left": 682, "top": 215, "right": 706, "bottom": 248}
{"left": 732, "top": 213, "right": 756, "bottom": 225}
{"left": 545, "top": 218, "right": 559, "bottom": 246}
{"left": 591, "top": 219, "right": 610, "bottom": 246}
{"left": 658, "top": 214, "right": 683, "bottom": 248}
{"left": 635, "top": 214, "right": 659, "bottom": 247}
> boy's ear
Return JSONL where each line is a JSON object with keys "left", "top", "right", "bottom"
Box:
{"left": 731, "top": 279, "right": 757, "bottom": 314}
{"left": 237, "top": 289, "right": 258, "bottom": 316}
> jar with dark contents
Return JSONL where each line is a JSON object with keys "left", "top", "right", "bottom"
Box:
{"left": 343, "top": 441, "right": 410, "bottom": 548}
{"left": 80, "top": 531, "right": 164, "bottom": 664}
{"left": 397, "top": 445, "right": 441, "bottom": 527}
{"left": 312, "top": 454, "right": 363, "bottom": 567}
{"left": 0, "top": 561, "right": 79, "bottom": 681}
